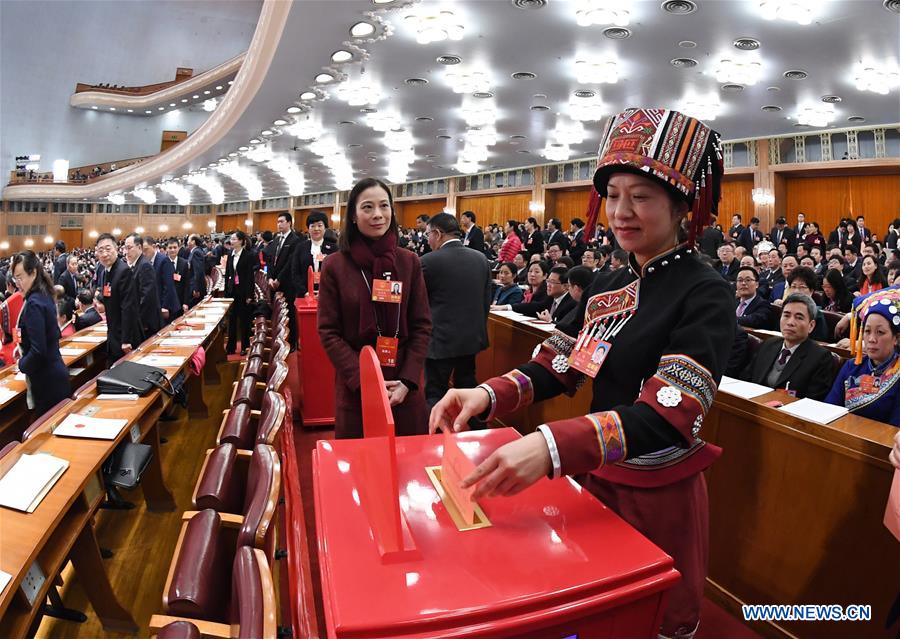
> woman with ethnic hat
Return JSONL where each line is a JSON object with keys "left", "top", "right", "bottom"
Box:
{"left": 430, "top": 108, "right": 735, "bottom": 639}
{"left": 825, "top": 287, "right": 900, "bottom": 425}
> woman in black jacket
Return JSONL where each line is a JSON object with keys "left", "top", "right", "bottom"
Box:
{"left": 224, "top": 230, "right": 255, "bottom": 355}
{"left": 11, "top": 251, "right": 70, "bottom": 415}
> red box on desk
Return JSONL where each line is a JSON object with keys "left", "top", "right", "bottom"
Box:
{"left": 313, "top": 428, "right": 679, "bottom": 639}
{"left": 295, "top": 295, "right": 335, "bottom": 427}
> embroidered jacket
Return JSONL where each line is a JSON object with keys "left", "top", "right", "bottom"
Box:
{"left": 479, "top": 244, "right": 736, "bottom": 487}
{"left": 824, "top": 354, "right": 900, "bottom": 426}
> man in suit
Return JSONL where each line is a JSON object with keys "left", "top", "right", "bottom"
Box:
{"left": 52, "top": 241, "right": 68, "bottom": 283}
{"left": 513, "top": 252, "right": 529, "bottom": 284}
{"left": 178, "top": 237, "right": 192, "bottom": 261}
{"left": 699, "top": 214, "right": 724, "bottom": 259}
{"left": 770, "top": 217, "right": 797, "bottom": 253}
{"left": 742, "top": 293, "right": 835, "bottom": 400}
{"left": 412, "top": 214, "right": 432, "bottom": 257}
{"left": 827, "top": 219, "right": 849, "bottom": 249}
{"left": 73, "top": 288, "right": 102, "bottom": 330}
{"left": 268, "top": 212, "right": 301, "bottom": 349}
{"left": 421, "top": 213, "right": 492, "bottom": 408}
{"left": 95, "top": 233, "right": 142, "bottom": 360}
{"left": 794, "top": 212, "right": 806, "bottom": 240}
{"left": 188, "top": 234, "right": 208, "bottom": 306}
{"left": 124, "top": 233, "right": 162, "bottom": 337}
{"left": 728, "top": 214, "right": 744, "bottom": 243}
{"left": 143, "top": 236, "right": 178, "bottom": 324}
{"left": 715, "top": 243, "right": 740, "bottom": 281}
{"left": 460, "top": 210, "right": 485, "bottom": 254}
{"left": 737, "top": 217, "right": 763, "bottom": 254}
{"left": 735, "top": 266, "right": 772, "bottom": 329}
{"left": 856, "top": 215, "right": 872, "bottom": 242}
{"left": 545, "top": 218, "right": 570, "bottom": 255}
{"left": 225, "top": 230, "right": 255, "bottom": 354}
{"left": 568, "top": 218, "right": 587, "bottom": 263}
{"left": 292, "top": 210, "right": 338, "bottom": 299}
{"left": 166, "top": 238, "right": 191, "bottom": 315}
{"left": 843, "top": 245, "right": 863, "bottom": 290}
{"left": 523, "top": 217, "right": 544, "bottom": 258}
{"left": 769, "top": 254, "right": 797, "bottom": 302}
{"left": 499, "top": 266, "right": 576, "bottom": 321}
{"left": 57, "top": 255, "right": 79, "bottom": 302}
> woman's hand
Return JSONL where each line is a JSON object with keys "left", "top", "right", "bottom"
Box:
{"left": 429, "top": 388, "right": 491, "bottom": 434}
{"left": 384, "top": 380, "right": 409, "bottom": 406}
{"left": 890, "top": 430, "right": 900, "bottom": 469}
{"left": 461, "top": 432, "right": 551, "bottom": 500}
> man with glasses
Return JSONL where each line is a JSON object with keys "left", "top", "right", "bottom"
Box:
{"left": 735, "top": 266, "right": 771, "bottom": 329}
{"left": 500, "top": 265, "right": 576, "bottom": 323}
{"left": 775, "top": 266, "right": 829, "bottom": 341}
{"left": 95, "top": 233, "right": 142, "bottom": 360}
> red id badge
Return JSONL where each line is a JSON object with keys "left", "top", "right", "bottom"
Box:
{"left": 173, "top": 272, "right": 182, "bottom": 282}
{"left": 375, "top": 336, "right": 399, "bottom": 368}
{"left": 568, "top": 337, "right": 611, "bottom": 378}
{"left": 859, "top": 374, "right": 878, "bottom": 394}
{"left": 103, "top": 283, "right": 111, "bottom": 297}
{"left": 372, "top": 279, "right": 402, "bottom": 303}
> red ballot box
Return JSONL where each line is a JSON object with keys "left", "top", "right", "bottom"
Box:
{"left": 313, "top": 428, "right": 680, "bottom": 639}
{"left": 295, "top": 295, "right": 335, "bottom": 427}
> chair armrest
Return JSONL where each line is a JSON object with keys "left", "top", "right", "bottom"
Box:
{"left": 149, "top": 615, "right": 231, "bottom": 639}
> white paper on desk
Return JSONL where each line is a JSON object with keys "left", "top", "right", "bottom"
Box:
{"left": 13, "top": 372, "right": 25, "bottom": 381}
{"left": 0, "top": 453, "right": 69, "bottom": 513}
{"left": 95, "top": 393, "right": 139, "bottom": 401}
{"left": 59, "top": 347, "right": 86, "bottom": 356}
{"left": 137, "top": 355, "right": 183, "bottom": 367}
{"left": 53, "top": 414, "right": 128, "bottom": 439}
{"left": 168, "top": 330, "right": 207, "bottom": 337}
{"left": 717, "top": 376, "right": 773, "bottom": 399}
{"left": 0, "top": 569, "right": 11, "bottom": 595}
{"left": 159, "top": 338, "right": 204, "bottom": 346}
{"left": 753, "top": 328, "right": 783, "bottom": 338}
{"left": 70, "top": 335, "right": 105, "bottom": 343}
{"left": 0, "top": 387, "right": 18, "bottom": 405}
{"left": 778, "top": 397, "right": 849, "bottom": 424}
{"left": 92, "top": 324, "right": 108, "bottom": 332}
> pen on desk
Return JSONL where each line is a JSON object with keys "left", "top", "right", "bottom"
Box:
{"left": 785, "top": 382, "right": 790, "bottom": 393}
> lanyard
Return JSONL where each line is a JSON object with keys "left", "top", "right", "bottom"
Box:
{"left": 359, "top": 269, "right": 400, "bottom": 339}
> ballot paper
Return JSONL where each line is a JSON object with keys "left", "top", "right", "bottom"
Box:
{"left": 53, "top": 414, "right": 128, "bottom": 440}
{"left": 95, "top": 394, "right": 139, "bottom": 401}
{"left": 92, "top": 324, "right": 108, "bottom": 332}
{"left": 168, "top": 329, "right": 208, "bottom": 337}
{"left": 159, "top": 338, "right": 204, "bottom": 346}
{"left": 59, "top": 347, "right": 86, "bottom": 356}
{"left": 441, "top": 431, "right": 478, "bottom": 526}
{"left": 137, "top": 355, "right": 183, "bottom": 368}
{"left": 778, "top": 397, "right": 849, "bottom": 425}
{"left": 0, "top": 453, "right": 69, "bottom": 513}
{"left": 14, "top": 372, "right": 25, "bottom": 381}
{"left": 70, "top": 335, "right": 105, "bottom": 343}
{"left": 717, "top": 376, "right": 773, "bottom": 399}
{"left": 0, "top": 569, "right": 11, "bottom": 595}
{"left": 885, "top": 469, "right": 900, "bottom": 542}
{"left": 0, "top": 387, "right": 18, "bottom": 406}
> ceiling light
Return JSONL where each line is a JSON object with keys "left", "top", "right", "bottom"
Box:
{"left": 511, "top": 71, "right": 537, "bottom": 80}
{"left": 145, "top": 110, "right": 152, "bottom": 114}
{"left": 541, "top": 142, "right": 572, "bottom": 162}
{"left": 721, "top": 84, "right": 744, "bottom": 93}
{"left": 574, "top": 0, "right": 630, "bottom": 27}
{"left": 661, "top": 0, "right": 698, "bottom": 14}
{"left": 228, "top": 152, "right": 238, "bottom": 157}
{"left": 159, "top": 224, "right": 169, "bottom": 232}
{"left": 315, "top": 73, "right": 335, "bottom": 84}
{"left": 853, "top": 62, "right": 900, "bottom": 95}
{"left": 335, "top": 75, "right": 383, "bottom": 106}
{"left": 192, "top": 94, "right": 200, "bottom": 99}
{"left": 795, "top": 102, "right": 835, "bottom": 127}
{"left": 848, "top": 115, "right": 866, "bottom": 122}
{"left": 267, "top": 158, "right": 306, "bottom": 196}
{"left": 160, "top": 181, "right": 191, "bottom": 205}
{"left": 207, "top": 220, "right": 217, "bottom": 228}
{"left": 91, "top": 106, "right": 98, "bottom": 110}
{"left": 23, "top": 238, "right": 34, "bottom": 247}
{"left": 261, "top": 130, "right": 274, "bottom": 136}
{"left": 108, "top": 193, "right": 126, "bottom": 205}
{"left": 158, "top": 106, "right": 165, "bottom": 110}
{"left": 575, "top": 57, "right": 619, "bottom": 83}
{"left": 365, "top": 111, "right": 401, "bottom": 132}
{"left": 217, "top": 162, "right": 263, "bottom": 200}
{"left": 758, "top": 0, "right": 817, "bottom": 25}
{"left": 133, "top": 187, "right": 157, "bottom": 204}
{"left": 761, "top": 105, "right": 783, "bottom": 112}
{"left": 126, "top": 109, "right": 133, "bottom": 113}
{"left": 238, "top": 145, "right": 249, "bottom": 152}
{"left": 249, "top": 138, "right": 261, "bottom": 144}
{"left": 437, "top": 54, "right": 462, "bottom": 65}
{"left": 286, "top": 106, "right": 302, "bottom": 114}
{"left": 215, "top": 85, "right": 223, "bottom": 90}
{"left": 286, "top": 118, "right": 324, "bottom": 140}
{"left": 444, "top": 67, "right": 491, "bottom": 93}
{"left": 783, "top": 69, "right": 808, "bottom": 80}
{"left": 202, "top": 98, "right": 218, "bottom": 112}
{"left": 403, "top": 7, "right": 465, "bottom": 44}
{"left": 714, "top": 56, "right": 763, "bottom": 85}
{"left": 670, "top": 57, "right": 698, "bottom": 68}
{"left": 603, "top": 27, "right": 631, "bottom": 39}
{"left": 273, "top": 119, "right": 287, "bottom": 126}
{"left": 182, "top": 222, "right": 193, "bottom": 230}
{"left": 181, "top": 98, "right": 188, "bottom": 103}
{"left": 350, "top": 21, "right": 376, "bottom": 37}
{"left": 332, "top": 50, "right": 353, "bottom": 63}
{"left": 567, "top": 94, "right": 606, "bottom": 121}
{"left": 680, "top": 96, "right": 722, "bottom": 121}
{"left": 552, "top": 118, "right": 586, "bottom": 145}
{"left": 228, "top": 80, "right": 233, "bottom": 85}
{"left": 87, "top": 231, "right": 98, "bottom": 239}
{"left": 169, "top": 103, "right": 176, "bottom": 107}
{"left": 109, "top": 107, "right": 116, "bottom": 111}
{"left": 821, "top": 95, "right": 842, "bottom": 103}
{"left": 187, "top": 174, "right": 225, "bottom": 204}
{"left": 733, "top": 37, "right": 761, "bottom": 51}
{"left": 203, "top": 90, "right": 211, "bottom": 95}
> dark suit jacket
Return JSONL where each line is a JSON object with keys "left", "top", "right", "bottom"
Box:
{"left": 736, "top": 295, "right": 772, "bottom": 329}
{"left": 151, "top": 251, "right": 179, "bottom": 318}
{"left": 271, "top": 231, "right": 301, "bottom": 296}
{"left": 133, "top": 256, "right": 162, "bottom": 336}
{"left": 715, "top": 258, "right": 740, "bottom": 281}
{"left": 742, "top": 337, "right": 835, "bottom": 400}
{"left": 102, "top": 257, "right": 143, "bottom": 360}
{"left": 170, "top": 256, "right": 190, "bottom": 309}
{"left": 225, "top": 248, "right": 255, "bottom": 302}
{"left": 770, "top": 226, "right": 797, "bottom": 253}
{"left": 188, "top": 245, "right": 208, "bottom": 300}
{"left": 728, "top": 224, "right": 744, "bottom": 242}
{"left": 57, "top": 270, "right": 77, "bottom": 301}
{"left": 546, "top": 230, "right": 569, "bottom": 255}
{"left": 292, "top": 237, "right": 338, "bottom": 298}
{"left": 463, "top": 226, "right": 485, "bottom": 254}
{"left": 17, "top": 292, "right": 70, "bottom": 414}
{"left": 738, "top": 227, "right": 763, "bottom": 253}
{"left": 421, "top": 240, "right": 491, "bottom": 359}
{"left": 523, "top": 231, "right": 544, "bottom": 258}
{"left": 699, "top": 226, "right": 724, "bottom": 259}
{"left": 569, "top": 229, "right": 587, "bottom": 263}
{"left": 843, "top": 260, "right": 863, "bottom": 290}
{"left": 52, "top": 254, "right": 68, "bottom": 283}
{"left": 512, "top": 291, "right": 576, "bottom": 322}
{"left": 74, "top": 306, "right": 102, "bottom": 331}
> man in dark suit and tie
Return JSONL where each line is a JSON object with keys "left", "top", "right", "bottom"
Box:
{"left": 715, "top": 243, "right": 740, "bottom": 281}
{"left": 794, "top": 212, "right": 806, "bottom": 240}
{"left": 95, "top": 233, "right": 143, "bottom": 360}
{"left": 856, "top": 215, "right": 872, "bottom": 242}
{"left": 291, "top": 210, "right": 338, "bottom": 299}
{"left": 166, "top": 238, "right": 191, "bottom": 316}
{"left": 728, "top": 214, "right": 745, "bottom": 243}
{"left": 143, "top": 236, "right": 178, "bottom": 324}
{"left": 188, "top": 234, "right": 208, "bottom": 307}
{"left": 741, "top": 293, "right": 835, "bottom": 400}
{"left": 568, "top": 218, "right": 587, "bottom": 264}
{"left": 268, "top": 212, "right": 301, "bottom": 349}
{"left": 545, "top": 218, "right": 570, "bottom": 255}
{"left": 421, "top": 213, "right": 492, "bottom": 408}
{"left": 73, "top": 288, "right": 102, "bottom": 330}
{"left": 57, "top": 255, "right": 79, "bottom": 302}
{"left": 52, "top": 241, "right": 68, "bottom": 283}
{"left": 498, "top": 266, "right": 577, "bottom": 321}
{"left": 737, "top": 217, "right": 763, "bottom": 254}
{"left": 125, "top": 233, "right": 162, "bottom": 337}
{"left": 460, "top": 210, "right": 485, "bottom": 254}
{"left": 735, "top": 267, "right": 772, "bottom": 329}
{"left": 770, "top": 217, "right": 797, "bottom": 253}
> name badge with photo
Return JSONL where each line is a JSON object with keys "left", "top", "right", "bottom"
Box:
{"left": 372, "top": 279, "right": 402, "bottom": 304}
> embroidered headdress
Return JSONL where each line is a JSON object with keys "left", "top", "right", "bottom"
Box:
{"left": 849, "top": 286, "right": 900, "bottom": 364}
{"left": 590, "top": 108, "right": 724, "bottom": 246}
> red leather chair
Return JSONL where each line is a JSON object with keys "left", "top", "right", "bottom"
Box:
{"left": 151, "top": 547, "right": 276, "bottom": 639}
{"left": 230, "top": 361, "right": 288, "bottom": 410}
{"left": 240, "top": 339, "right": 288, "bottom": 381}
{"left": 162, "top": 446, "right": 280, "bottom": 621}
{"left": 217, "top": 391, "right": 286, "bottom": 450}
{"left": 193, "top": 442, "right": 281, "bottom": 515}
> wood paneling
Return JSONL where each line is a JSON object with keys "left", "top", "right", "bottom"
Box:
{"left": 59, "top": 229, "right": 82, "bottom": 251}
{"left": 784, "top": 174, "right": 900, "bottom": 239}
{"left": 394, "top": 199, "right": 446, "bottom": 229}
{"left": 293, "top": 207, "right": 334, "bottom": 231}
{"left": 255, "top": 211, "right": 284, "bottom": 234}
{"left": 217, "top": 214, "right": 246, "bottom": 233}
{"left": 545, "top": 187, "right": 607, "bottom": 228}
{"left": 160, "top": 130, "right": 187, "bottom": 153}
{"left": 720, "top": 177, "right": 754, "bottom": 223}
{"left": 456, "top": 192, "right": 532, "bottom": 229}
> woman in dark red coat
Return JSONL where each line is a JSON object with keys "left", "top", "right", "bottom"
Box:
{"left": 318, "top": 178, "right": 432, "bottom": 438}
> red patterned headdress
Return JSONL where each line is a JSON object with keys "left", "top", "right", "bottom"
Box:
{"left": 591, "top": 108, "right": 723, "bottom": 246}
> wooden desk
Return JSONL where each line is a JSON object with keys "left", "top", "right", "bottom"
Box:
{"left": 479, "top": 313, "right": 899, "bottom": 639}
{"left": 0, "top": 298, "right": 231, "bottom": 637}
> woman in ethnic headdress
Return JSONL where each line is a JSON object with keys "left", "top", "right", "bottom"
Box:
{"left": 431, "top": 108, "right": 735, "bottom": 639}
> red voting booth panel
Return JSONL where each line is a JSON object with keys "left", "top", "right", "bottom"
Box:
{"left": 295, "top": 293, "right": 335, "bottom": 428}
{"left": 314, "top": 413, "right": 680, "bottom": 638}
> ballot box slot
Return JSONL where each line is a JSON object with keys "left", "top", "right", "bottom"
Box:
{"left": 425, "top": 466, "right": 491, "bottom": 532}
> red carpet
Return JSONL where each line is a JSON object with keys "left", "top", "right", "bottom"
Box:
{"left": 696, "top": 597, "right": 763, "bottom": 639}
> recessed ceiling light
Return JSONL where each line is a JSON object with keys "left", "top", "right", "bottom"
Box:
{"left": 315, "top": 73, "right": 335, "bottom": 83}
{"left": 348, "top": 143, "right": 362, "bottom": 148}
{"left": 192, "top": 94, "right": 200, "bottom": 99}
{"left": 603, "top": 27, "right": 632, "bottom": 39}
{"left": 530, "top": 105, "right": 550, "bottom": 111}
{"left": 287, "top": 106, "right": 302, "bottom": 114}
{"left": 733, "top": 37, "right": 761, "bottom": 50}
{"left": 793, "top": 123, "right": 811, "bottom": 128}
{"left": 169, "top": 103, "right": 176, "bottom": 107}
{"left": 678, "top": 40, "right": 697, "bottom": 48}
{"left": 91, "top": 105, "right": 98, "bottom": 109}
{"left": 339, "top": 120, "right": 355, "bottom": 125}
{"left": 670, "top": 58, "right": 698, "bottom": 68}
{"left": 126, "top": 109, "right": 133, "bottom": 112}
{"left": 228, "top": 152, "right": 238, "bottom": 157}
{"left": 436, "top": 134, "right": 452, "bottom": 139}
{"left": 821, "top": 95, "right": 842, "bottom": 103}
{"left": 158, "top": 106, "right": 165, "bottom": 110}
{"left": 405, "top": 77, "right": 428, "bottom": 86}
{"left": 350, "top": 21, "right": 376, "bottom": 37}
{"left": 783, "top": 69, "right": 808, "bottom": 80}
{"left": 512, "top": 0, "right": 547, "bottom": 8}
{"left": 721, "top": 84, "right": 744, "bottom": 92}
{"left": 215, "top": 85, "right": 223, "bottom": 90}
{"left": 249, "top": 138, "right": 261, "bottom": 143}
{"left": 109, "top": 107, "right": 116, "bottom": 111}
{"left": 662, "top": 0, "right": 698, "bottom": 14}
{"left": 300, "top": 91, "right": 317, "bottom": 100}
{"left": 517, "top": 149, "right": 531, "bottom": 154}
{"left": 885, "top": 0, "right": 900, "bottom": 12}
{"left": 767, "top": 86, "right": 781, "bottom": 92}
{"left": 238, "top": 146, "right": 249, "bottom": 151}
{"left": 848, "top": 115, "right": 866, "bottom": 122}
{"left": 437, "top": 54, "right": 462, "bottom": 65}
{"left": 574, "top": 89, "right": 596, "bottom": 98}
{"left": 203, "top": 90, "right": 211, "bottom": 94}
{"left": 228, "top": 80, "right": 233, "bottom": 85}
{"left": 512, "top": 71, "right": 537, "bottom": 80}
{"left": 415, "top": 116, "right": 433, "bottom": 121}
{"left": 145, "top": 110, "right": 152, "bottom": 114}
{"left": 332, "top": 50, "right": 353, "bottom": 63}
{"left": 180, "top": 98, "right": 188, "bottom": 103}
{"left": 473, "top": 91, "right": 494, "bottom": 99}
{"left": 511, "top": 134, "right": 527, "bottom": 139}
{"left": 761, "top": 105, "right": 783, "bottom": 112}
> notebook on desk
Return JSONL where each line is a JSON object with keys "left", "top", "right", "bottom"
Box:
{"left": 0, "top": 387, "right": 17, "bottom": 406}
{"left": 778, "top": 397, "right": 849, "bottom": 424}
{"left": 718, "top": 376, "right": 773, "bottom": 399}
{"left": 53, "top": 414, "right": 128, "bottom": 440}
{"left": 0, "top": 453, "right": 69, "bottom": 513}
